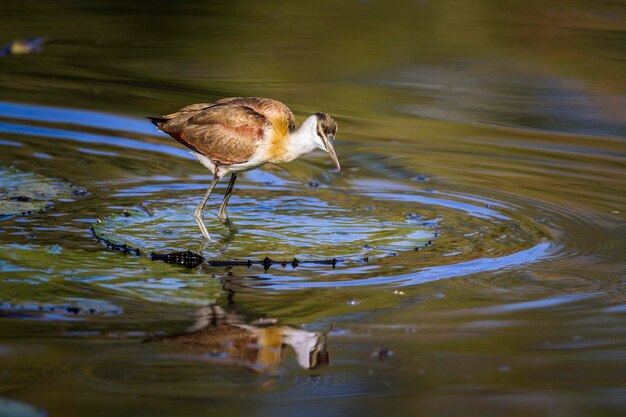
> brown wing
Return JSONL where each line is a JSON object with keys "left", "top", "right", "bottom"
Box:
{"left": 153, "top": 102, "right": 268, "bottom": 165}
{"left": 213, "top": 97, "right": 296, "bottom": 133}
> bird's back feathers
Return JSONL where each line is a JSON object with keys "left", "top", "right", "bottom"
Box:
{"left": 149, "top": 97, "right": 296, "bottom": 165}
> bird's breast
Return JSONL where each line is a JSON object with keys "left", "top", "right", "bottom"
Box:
{"left": 264, "top": 116, "right": 292, "bottom": 163}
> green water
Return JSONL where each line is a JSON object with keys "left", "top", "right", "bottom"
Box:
{"left": 1, "top": 1, "right": 625, "bottom": 416}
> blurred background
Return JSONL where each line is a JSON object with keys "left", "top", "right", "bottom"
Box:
{"left": 0, "top": 1, "right": 625, "bottom": 416}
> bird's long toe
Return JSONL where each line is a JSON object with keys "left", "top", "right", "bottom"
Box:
{"left": 220, "top": 217, "right": 238, "bottom": 232}
{"left": 217, "top": 210, "right": 230, "bottom": 223}
{"left": 194, "top": 214, "right": 211, "bottom": 240}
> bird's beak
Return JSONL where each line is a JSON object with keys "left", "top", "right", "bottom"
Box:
{"left": 322, "top": 134, "right": 341, "bottom": 172}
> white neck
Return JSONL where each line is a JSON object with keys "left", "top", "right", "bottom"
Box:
{"left": 283, "top": 115, "right": 324, "bottom": 163}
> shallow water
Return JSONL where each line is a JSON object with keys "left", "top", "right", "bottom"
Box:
{"left": 1, "top": 1, "right": 625, "bottom": 416}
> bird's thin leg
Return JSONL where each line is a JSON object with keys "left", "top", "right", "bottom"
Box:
{"left": 194, "top": 175, "right": 221, "bottom": 240}
{"left": 218, "top": 173, "right": 237, "bottom": 224}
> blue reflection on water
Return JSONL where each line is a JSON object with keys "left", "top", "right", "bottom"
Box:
{"left": 265, "top": 241, "right": 553, "bottom": 289}
{"left": 0, "top": 101, "right": 160, "bottom": 136}
{"left": 0, "top": 138, "right": 23, "bottom": 147}
{"left": 367, "top": 191, "right": 509, "bottom": 220}
{"left": 0, "top": 121, "right": 192, "bottom": 160}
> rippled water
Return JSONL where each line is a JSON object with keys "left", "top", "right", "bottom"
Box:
{"left": 1, "top": 1, "right": 625, "bottom": 416}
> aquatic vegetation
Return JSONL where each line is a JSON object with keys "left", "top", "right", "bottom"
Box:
{"left": 91, "top": 197, "right": 436, "bottom": 264}
{"left": 0, "top": 166, "right": 86, "bottom": 218}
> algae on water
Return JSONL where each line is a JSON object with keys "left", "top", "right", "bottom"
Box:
{"left": 0, "top": 166, "right": 86, "bottom": 218}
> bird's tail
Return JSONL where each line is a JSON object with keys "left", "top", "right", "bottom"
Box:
{"left": 147, "top": 116, "right": 168, "bottom": 127}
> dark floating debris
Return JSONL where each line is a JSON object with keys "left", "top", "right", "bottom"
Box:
{"left": 151, "top": 250, "right": 205, "bottom": 268}
{"left": 148, "top": 251, "right": 342, "bottom": 270}
{"left": 206, "top": 256, "right": 339, "bottom": 271}
{"left": 406, "top": 212, "right": 421, "bottom": 220}
{"left": 1, "top": 301, "right": 122, "bottom": 318}
{"left": 72, "top": 187, "right": 88, "bottom": 197}
{"left": 373, "top": 346, "right": 393, "bottom": 362}
{"left": 0, "top": 309, "right": 38, "bottom": 319}
{"left": 9, "top": 195, "right": 32, "bottom": 202}
{"left": 90, "top": 226, "right": 141, "bottom": 256}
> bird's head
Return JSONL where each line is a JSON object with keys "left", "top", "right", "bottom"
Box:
{"left": 314, "top": 112, "right": 340, "bottom": 172}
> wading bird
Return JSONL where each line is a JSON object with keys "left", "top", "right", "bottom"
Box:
{"left": 149, "top": 97, "right": 340, "bottom": 240}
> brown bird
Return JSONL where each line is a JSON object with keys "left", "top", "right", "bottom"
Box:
{"left": 148, "top": 97, "right": 340, "bottom": 240}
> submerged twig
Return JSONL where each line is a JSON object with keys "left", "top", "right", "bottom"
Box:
{"left": 150, "top": 250, "right": 204, "bottom": 268}
{"left": 151, "top": 251, "right": 343, "bottom": 271}
{"left": 139, "top": 202, "right": 154, "bottom": 216}
{"left": 90, "top": 226, "right": 141, "bottom": 256}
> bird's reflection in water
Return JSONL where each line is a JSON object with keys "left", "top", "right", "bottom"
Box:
{"left": 155, "top": 305, "right": 329, "bottom": 373}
